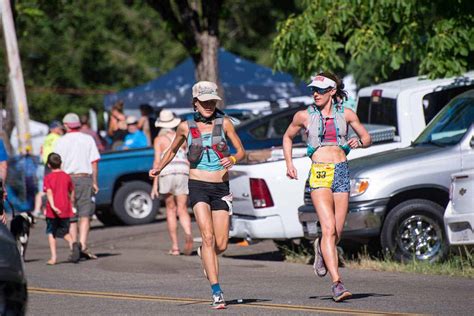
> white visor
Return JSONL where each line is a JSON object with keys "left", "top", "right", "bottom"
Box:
{"left": 307, "top": 75, "right": 336, "bottom": 89}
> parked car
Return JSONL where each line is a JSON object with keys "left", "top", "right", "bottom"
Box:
{"left": 444, "top": 168, "right": 474, "bottom": 246}
{"left": 299, "top": 90, "right": 474, "bottom": 262}
{"left": 230, "top": 72, "right": 474, "bottom": 242}
{"left": 0, "top": 223, "right": 27, "bottom": 315}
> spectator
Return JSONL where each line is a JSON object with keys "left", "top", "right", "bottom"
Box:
{"left": 120, "top": 116, "right": 148, "bottom": 150}
{"left": 0, "top": 138, "right": 8, "bottom": 224}
{"left": 138, "top": 104, "right": 160, "bottom": 145}
{"left": 54, "top": 113, "right": 100, "bottom": 261}
{"left": 151, "top": 110, "right": 192, "bottom": 256}
{"left": 43, "top": 152, "right": 78, "bottom": 265}
{"left": 32, "top": 120, "right": 64, "bottom": 218}
{"left": 80, "top": 114, "right": 105, "bottom": 152}
{"left": 108, "top": 100, "right": 127, "bottom": 150}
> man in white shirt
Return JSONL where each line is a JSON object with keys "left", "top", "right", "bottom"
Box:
{"left": 54, "top": 113, "right": 100, "bottom": 262}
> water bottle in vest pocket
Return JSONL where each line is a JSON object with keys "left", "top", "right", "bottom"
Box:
{"left": 187, "top": 143, "right": 204, "bottom": 163}
{"left": 212, "top": 141, "right": 230, "bottom": 159}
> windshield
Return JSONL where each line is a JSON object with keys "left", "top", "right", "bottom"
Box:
{"left": 414, "top": 95, "right": 474, "bottom": 146}
{"left": 357, "top": 96, "right": 398, "bottom": 135}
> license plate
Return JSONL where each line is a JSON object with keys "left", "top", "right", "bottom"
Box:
{"left": 307, "top": 221, "right": 318, "bottom": 235}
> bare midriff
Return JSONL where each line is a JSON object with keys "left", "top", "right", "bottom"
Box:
{"left": 311, "top": 146, "right": 346, "bottom": 163}
{"left": 190, "top": 168, "right": 229, "bottom": 183}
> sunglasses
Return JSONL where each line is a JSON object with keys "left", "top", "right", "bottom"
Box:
{"left": 310, "top": 87, "right": 333, "bottom": 95}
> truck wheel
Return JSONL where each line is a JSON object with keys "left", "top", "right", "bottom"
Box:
{"left": 112, "top": 181, "right": 159, "bottom": 225}
{"left": 380, "top": 199, "right": 448, "bottom": 263}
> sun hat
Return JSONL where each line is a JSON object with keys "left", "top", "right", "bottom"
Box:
{"left": 192, "top": 81, "right": 222, "bottom": 102}
{"left": 126, "top": 115, "right": 138, "bottom": 125}
{"left": 62, "top": 113, "right": 81, "bottom": 128}
{"left": 308, "top": 75, "right": 336, "bottom": 89}
{"left": 155, "top": 110, "right": 181, "bottom": 128}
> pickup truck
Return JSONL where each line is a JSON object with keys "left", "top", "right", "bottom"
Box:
{"left": 229, "top": 72, "right": 474, "bottom": 243}
{"left": 94, "top": 147, "right": 160, "bottom": 226}
{"left": 299, "top": 90, "right": 474, "bottom": 262}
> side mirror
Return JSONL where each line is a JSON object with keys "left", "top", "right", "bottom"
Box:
{"left": 470, "top": 136, "right": 474, "bottom": 148}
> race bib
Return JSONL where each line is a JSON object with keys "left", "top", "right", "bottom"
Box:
{"left": 309, "top": 163, "right": 335, "bottom": 189}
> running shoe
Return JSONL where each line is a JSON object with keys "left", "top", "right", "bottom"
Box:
{"left": 331, "top": 280, "right": 352, "bottom": 302}
{"left": 197, "top": 246, "right": 208, "bottom": 278}
{"left": 211, "top": 292, "right": 226, "bottom": 309}
{"left": 313, "top": 238, "right": 327, "bottom": 277}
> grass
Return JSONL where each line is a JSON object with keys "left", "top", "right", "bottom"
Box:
{"left": 347, "top": 246, "right": 474, "bottom": 278}
{"left": 278, "top": 241, "right": 474, "bottom": 278}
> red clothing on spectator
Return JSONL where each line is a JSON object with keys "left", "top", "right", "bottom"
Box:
{"left": 43, "top": 170, "right": 74, "bottom": 219}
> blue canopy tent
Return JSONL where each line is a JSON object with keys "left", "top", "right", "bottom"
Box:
{"left": 103, "top": 49, "right": 306, "bottom": 111}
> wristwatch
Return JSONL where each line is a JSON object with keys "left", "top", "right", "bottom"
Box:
{"left": 357, "top": 138, "right": 363, "bottom": 147}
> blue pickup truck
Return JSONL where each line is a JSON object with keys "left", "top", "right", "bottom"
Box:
{"left": 95, "top": 147, "right": 160, "bottom": 226}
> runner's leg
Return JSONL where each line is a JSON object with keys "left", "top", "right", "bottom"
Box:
{"left": 311, "top": 188, "right": 340, "bottom": 283}
{"left": 193, "top": 202, "right": 218, "bottom": 284}
{"left": 333, "top": 192, "right": 349, "bottom": 243}
{"left": 212, "top": 210, "right": 230, "bottom": 276}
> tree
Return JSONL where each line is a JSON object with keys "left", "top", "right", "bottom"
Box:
{"left": 272, "top": 0, "right": 474, "bottom": 86}
{"left": 147, "top": 0, "right": 223, "bottom": 84}
{"left": 1, "top": 1, "right": 186, "bottom": 123}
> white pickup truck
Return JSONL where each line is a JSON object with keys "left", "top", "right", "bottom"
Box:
{"left": 229, "top": 72, "right": 474, "bottom": 242}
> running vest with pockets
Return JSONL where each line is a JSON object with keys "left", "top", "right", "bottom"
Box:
{"left": 159, "top": 134, "right": 189, "bottom": 176}
{"left": 187, "top": 118, "right": 230, "bottom": 171}
{"left": 306, "top": 102, "right": 349, "bottom": 157}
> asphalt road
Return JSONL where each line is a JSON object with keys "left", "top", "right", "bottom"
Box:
{"left": 23, "top": 213, "right": 473, "bottom": 315}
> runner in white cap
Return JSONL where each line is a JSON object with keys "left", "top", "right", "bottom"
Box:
{"left": 283, "top": 72, "right": 372, "bottom": 302}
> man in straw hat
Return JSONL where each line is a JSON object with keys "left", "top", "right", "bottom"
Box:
{"left": 151, "top": 109, "right": 193, "bottom": 256}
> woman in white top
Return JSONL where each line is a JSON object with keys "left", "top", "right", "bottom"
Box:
{"left": 151, "top": 110, "right": 193, "bottom": 256}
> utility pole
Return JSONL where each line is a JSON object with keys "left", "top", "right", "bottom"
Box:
{"left": 0, "top": 0, "right": 31, "bottom": 154}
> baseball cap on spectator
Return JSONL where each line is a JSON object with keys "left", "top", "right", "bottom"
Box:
{"left": 62, "top": 113, "right": 81, "bottom": 128}
{"left": 126, "top": 115, "right": 138, "bottom": 125}
{"left": 192, "top": 81, "right": 222, "bottom": 102}
{"left": 308, "top": 75, "right": 336, "bottom": 89}
{"left": 49, "top": 120, "right": 63, "bottom": 129}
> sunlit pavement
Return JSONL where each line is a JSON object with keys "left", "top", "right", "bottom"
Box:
{"left": 23, "top": 212, "right": 473, "bottom": 315}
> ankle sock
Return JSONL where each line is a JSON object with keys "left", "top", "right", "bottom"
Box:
{"left": 211, "top": 283, "right": 222, "bottom": 295}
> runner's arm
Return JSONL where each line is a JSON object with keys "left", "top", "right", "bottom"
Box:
{"left": 149, "top": 122, "right": 187, "bottom": 177}
{"left": 283, "top": 110, "right": 306, "bottom": 179}
{"left": 221, "top": 117, "right": 245, "bottom": 168}
{"left": 345, "top": 109, "right": 371, "bottom": 148}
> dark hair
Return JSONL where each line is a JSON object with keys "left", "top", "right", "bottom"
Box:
{"left": 139, "top": 104, "right": 153, "bottom": 115}
{"left": 318, "top": 72, "right": 348, "bottom": 102}
{"left": 47, "top": 152, "right": 62, "bottom": 169}
{"left": 80, "top": 114, "right": 89, "bottom": 125}
{"left": 112, "top": 100, "right": 124, "bottom": 112}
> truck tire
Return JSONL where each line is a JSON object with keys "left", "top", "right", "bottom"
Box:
{"left": 380, "top": 199, "right": 448, "bottom": 263}
{"left": 112, "top": 181, "right": 159, "bottom": 225}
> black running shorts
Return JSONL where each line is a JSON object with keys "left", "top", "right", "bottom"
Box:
{"left": 188, "top": 179, "right": 232, "bottom": 211}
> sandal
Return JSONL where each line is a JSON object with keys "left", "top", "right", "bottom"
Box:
{"left": 46, "top": 259, "right": 56, "bottom": 265}
{"left": 183, "top": 234, "right": 193, "bottom": 256}
{"left": 168, "top": 248, "right": 180, "bottom": 256}
{"left": 80, "top": 247, "right": 98, "bottom": 260}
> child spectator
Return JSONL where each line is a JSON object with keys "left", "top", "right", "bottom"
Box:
{"left": 43, "top": 152, "right": 80, "bottom": 265}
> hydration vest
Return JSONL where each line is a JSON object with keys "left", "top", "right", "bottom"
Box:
{"left": 306, "top": 102, "right": 349, "bottom": 157}
{"left": 187, "top": 117, "right": 230, "bottom": 163}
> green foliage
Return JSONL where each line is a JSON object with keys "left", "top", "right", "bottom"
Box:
{"left": 272, "top": 0, "right": 474, "bottom": 86}
{"left": 1, "top": 0, "right": 187, "bottom": 123}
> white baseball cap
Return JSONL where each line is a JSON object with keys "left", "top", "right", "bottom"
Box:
{"left": 308, "top": 75, "right": 336, "bottom": 89}
{"left": 62, "top": 113, "right": 81, "bottom": 128}
{"left": 192, "top": 81, "right": 222, "bottom": 102}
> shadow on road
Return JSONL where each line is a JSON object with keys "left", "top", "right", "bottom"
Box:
{"left": 310, "top": 293, "right": 393, "bottom": 301}
{"left": 95, "top": 252, "right": 121, "bottom": 258}
{"left": 223, "top": 251, "right": 284, "bottom": 262}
